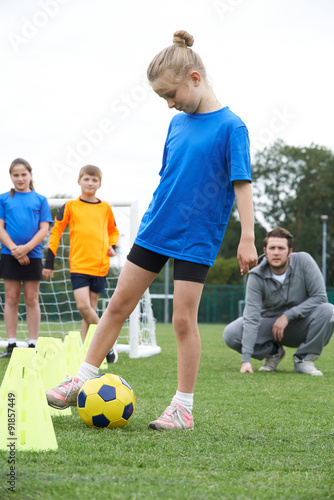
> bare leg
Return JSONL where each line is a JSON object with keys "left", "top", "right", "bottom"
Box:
{"left": 172, "top": 280, "right": 204, "bottom": 394}
{"left": 23, "top": 280, "right": 41, "bottom": 341}
{"left": 76, "top": 289, "right": 99, "bottom": 342}
{"left": 4, "top": 280, "right": 21, "bottom": 339}
{"left": 73, "top": 287, "right": 99, "bottom": 342}
{"left": 85, "top": 261, "right": 157, "bottom": 367}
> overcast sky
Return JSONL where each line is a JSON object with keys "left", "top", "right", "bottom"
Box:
{"left": 1, "top": 0, "right": 333, "bottom": 222}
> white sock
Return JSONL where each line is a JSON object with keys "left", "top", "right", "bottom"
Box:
{"left": 28, "top": 339, "right": 37, "bottom": 346}
{"left": 172, "top": 390, "right": 193, "bottom": 413}
{"left": 8, "top": 338, "right": 17, "bottom": 344}
{"left": 76, "top": 361, "right": 99, "bottom": 384}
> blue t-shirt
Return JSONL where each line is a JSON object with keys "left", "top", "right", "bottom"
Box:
{"left": 135, "top": 107, "right": 251, "bottom": 266}
{"left": 0, "top": 191, "right": 53, "bottom": 258}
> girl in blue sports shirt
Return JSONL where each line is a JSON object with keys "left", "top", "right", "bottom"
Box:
{"left": 0, "top": 158, "right": 52, "bottom": 358}
{"left": 47, "top": 30, "right": 258, "bottom": 430}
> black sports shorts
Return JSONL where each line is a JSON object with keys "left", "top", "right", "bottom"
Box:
{"left": 0, "top": 254, "right": 43, "bottom": 281}
{"left": 127, "top": 244, "right": 209, "bottom": 284}
{"left": 70, "top": 273, "right": 106, "bottom": 293}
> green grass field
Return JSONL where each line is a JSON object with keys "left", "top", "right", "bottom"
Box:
{"left": 0, "top": 323, "right": 333, "bottom": 500}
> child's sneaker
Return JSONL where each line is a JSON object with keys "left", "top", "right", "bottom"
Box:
{"left": 106, "top": 346, "right": 118, "bottom": 363}
{"left": 46, "top": 376, "right": 83, "bottom": 409}
{"left": 0, "top": 343, "right": 16, "bottom": 358}
{"left": 149, "top": 402, "right": 194, "bottom": 431}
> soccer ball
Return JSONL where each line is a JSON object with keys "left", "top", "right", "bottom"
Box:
{"left": 77, "top": 373, "right": 135, "bottom": 429}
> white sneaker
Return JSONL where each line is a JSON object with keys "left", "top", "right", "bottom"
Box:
{"left": 259, "top": 346, "right": 286, "bottom": 372}
{"left": 46, "top": 376, "right": 83, "bottom": 409}
{"left": 293, "top": 355, "right": 323, "bottom": 376}
{"left": 149, "top": 403, "right": 194, "bottom": 431}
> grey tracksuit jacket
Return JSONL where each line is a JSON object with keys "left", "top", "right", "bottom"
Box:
{"left": 242, "top": 252, "right": 328, "bottom": 361}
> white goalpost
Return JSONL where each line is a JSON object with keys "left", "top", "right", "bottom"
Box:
{"left": 0, "top": 199, "right": 161, "bottom": 358}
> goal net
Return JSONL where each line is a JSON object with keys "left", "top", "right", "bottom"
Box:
{"left": 0, "top": 199, "right": 160, "bottom": 358}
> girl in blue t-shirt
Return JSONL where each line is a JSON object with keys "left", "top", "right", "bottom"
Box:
{"left": 46, "top": 30, "right": 258, "bottom": 430}
{"left": 0, "top": 158, "right": 52, "bottom": 358}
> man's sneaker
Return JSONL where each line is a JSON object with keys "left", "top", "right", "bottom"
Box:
{"left": 259, "top": 346, "right": 286, "bottom": 372}
{"left": 27, "top": 343, "right": 36, "bottom": 349}
{"left": 293, "top": 355, "right": 323, "bottom": 376}
{"left": 106, "top": 346, "right": 118, "bottom": 363}
{"left": 0, "top": 343, "right": 16, "bottom": 359}
{"left": 149, "top": 402, "right": 194, "bottom": 431}
{"left": 46, "top": 376, "right": 83, "bottom": 409}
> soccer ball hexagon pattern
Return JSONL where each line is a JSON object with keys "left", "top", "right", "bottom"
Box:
{"left": 77, "top": 373, "right": 135, "bottom": 429}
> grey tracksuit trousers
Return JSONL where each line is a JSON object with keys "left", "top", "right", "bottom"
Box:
{"left": 223, "top": 252, "right": 334, "bottom": 362}
{"left": 223, "top": 302, "right": 334, "bottom": 360}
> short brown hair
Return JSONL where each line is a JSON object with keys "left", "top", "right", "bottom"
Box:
{"left": 78, "top": 165, "right": 102, "bottom": 181}
{"left": 263, "top": 227, "right": 294, "bottom": 250}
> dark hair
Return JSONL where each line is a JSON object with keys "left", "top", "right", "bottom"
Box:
{"left": 78, "top": 165, "right": 102, "bottom": 181}
{"left": 263, "top": 227, "right": 294, "bottom": 250}
{"left": 9, "top": 158, "right": 34, "bottom": 197}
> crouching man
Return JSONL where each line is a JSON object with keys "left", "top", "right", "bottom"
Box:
{"left": 223, "top": 227, "right": 334, "bottom": 376}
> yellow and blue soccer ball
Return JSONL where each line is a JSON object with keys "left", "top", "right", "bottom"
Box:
{"left": 77, "top": 373, "right": 135, "bottom": 429}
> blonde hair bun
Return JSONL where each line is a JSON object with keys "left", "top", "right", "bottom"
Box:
{"left": 173, "top": 30, "right": 194, "bottom": 48}
{"left": 147, "top": 30, "right": 205, "bottom": 84}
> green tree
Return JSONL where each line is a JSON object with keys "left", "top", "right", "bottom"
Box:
{"left": 217, "top": 210, "right": 267, "bottom": 259}
{"left": 205, "top": 211, "right": 267, "bottom": 285}
{"left": 206, "top": 256, "right": 241, "bottom": 284}
{"left": 252, "top": 140, "right": 334, "bottom": 285}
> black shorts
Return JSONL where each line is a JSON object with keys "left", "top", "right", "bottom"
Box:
{"left": 127, "top": 244, "right": 209, "bottom": 284}
{"left": 0, "top": 254, "right": 43, "bottom": 281}
{"left": 70, "top": 273, "right": 106, "bottom": 293}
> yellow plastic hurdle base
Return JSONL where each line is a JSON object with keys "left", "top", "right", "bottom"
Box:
{"left": 36, "top": 337, "right": 72, "bottom": 417}
{"left": 0, "top": 348, "right": 58, "bottom": 451}
{"left": 63, "top": 331, "right": 84, "bottom": 377}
